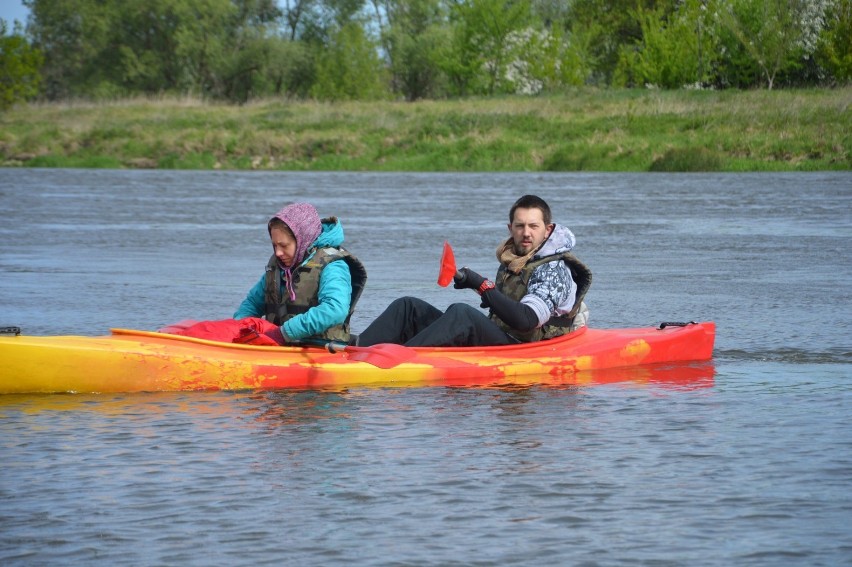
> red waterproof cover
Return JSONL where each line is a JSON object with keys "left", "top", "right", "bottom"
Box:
{"left": 158, "top": 317, "right": 280, "bottom": 345}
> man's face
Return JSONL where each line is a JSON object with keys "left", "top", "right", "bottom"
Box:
{"left": 509, "top": 207, "right": 553, "bottom": 256}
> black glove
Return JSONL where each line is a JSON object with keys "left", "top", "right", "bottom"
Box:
{"left": 263, "top": 326, "right": 288, "bottom": 345}
{"left": 453, "top": 267, "right": 486, "bottom": 291}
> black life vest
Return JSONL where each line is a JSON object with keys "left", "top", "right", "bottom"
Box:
{"left": 263, "top": 247, "right": 367, "bottom": 342}
{"left": 490, "top": 251, "right": 592, "bottom": 342}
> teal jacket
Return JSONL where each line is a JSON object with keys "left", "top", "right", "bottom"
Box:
{"left": 234, "top": 218, "right": 352, "bottom": 341}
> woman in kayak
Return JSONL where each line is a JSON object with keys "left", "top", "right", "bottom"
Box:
{"left": 357, "top": 194, "right": 589, "bottom": 347}
{"left": 234, "top": 202, "right": 366, "bottom": 345}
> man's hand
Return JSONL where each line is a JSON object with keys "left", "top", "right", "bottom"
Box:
{"left": 453, "top": 267, "right": 486, "bottom": 291}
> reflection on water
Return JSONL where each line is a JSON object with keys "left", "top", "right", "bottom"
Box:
{"left": 573, "top": 360, "right": 715, "bottom": 390}
{"left": 249, "top": 389, "right": 355, "bottom": 427}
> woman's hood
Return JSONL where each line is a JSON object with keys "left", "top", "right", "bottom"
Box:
{"left": 312, "top": 216, "right": 345, "bottom": 249}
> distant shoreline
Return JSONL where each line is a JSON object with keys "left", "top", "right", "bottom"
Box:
{"left": 1, "top": 88, "right": 849, "bottom": 172}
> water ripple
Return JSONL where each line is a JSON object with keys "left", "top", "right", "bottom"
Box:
{"left": 2, "top": 170, "right": 852, "bottom": 565}
{"left": 716, "top": 347, "right": 851, "bottom": 364}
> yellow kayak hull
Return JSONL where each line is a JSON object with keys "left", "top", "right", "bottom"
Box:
{"left": 0, "top": 323, "right": 715, "bottom": 394}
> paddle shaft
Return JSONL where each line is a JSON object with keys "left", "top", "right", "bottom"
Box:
{"left": 295, "top": 337, "right": 349, "bottom": 353}
{"left": 295, "top": 337, "right": 416, "bottom": 369}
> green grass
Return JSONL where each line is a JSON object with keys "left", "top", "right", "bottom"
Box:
{"left": 1, "top": 88, "right": 849, "bottom": 171}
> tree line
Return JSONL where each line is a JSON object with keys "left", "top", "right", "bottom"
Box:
{"left": 2, "top": 0, "right": 850, "bottom": 109}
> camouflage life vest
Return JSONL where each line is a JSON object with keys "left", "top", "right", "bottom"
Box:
{"left": 490, "top": 251, "right": 592, "bottom": 342}
{"left": 263, "top": 247, "right": 367, "bottom": 342}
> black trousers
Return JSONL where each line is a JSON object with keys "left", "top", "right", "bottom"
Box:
{"left": 358, "top": 296, "right": 517, "bottom": 347}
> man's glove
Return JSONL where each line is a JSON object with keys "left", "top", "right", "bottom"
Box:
{"left": 263, "top": 326, "right": 288, "bottom": 345}
{"left": 453, "top": 267, "right": 486, "bottom": 291}
{"left": 454, "top": 267, "right": 495, "bottom": 295}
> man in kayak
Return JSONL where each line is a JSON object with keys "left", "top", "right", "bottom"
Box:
{"left": 234, "top": 202, "right": 367, "bottom": 345}
{"left": 358, "top": 194, "right": 590, "bottom": 347}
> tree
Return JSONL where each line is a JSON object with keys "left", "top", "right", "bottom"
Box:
{"left": 816, "top": 0, "right": 852, "bottom": 84}
{"left": 24, "top": 0, "right": 118, "bottom": 98}
{"left": 311, "top": 20, "right": 388, "bottom": 100}
{"left": 24, "top": 0, "right": 296, "bottom": 101}
{"left": 0, "top": 19, "right": 43, "bottom": 109}
{"left": 566, "top": 0, "right": 679, "bottom": 85}
{"left": 111, "top": 0, "right": 190, "bottom": 94}
{"left": 281, "top": 0, "right": 317, "bottom": 40}
{"left": 258, "top": 35, "right": 315, "bottom": 98}
{"left": 372, "top": 0, "right": 449, "bottom": 100}
{"left": 512, "top": 24, "right": 596, "bottom": 93}
{"left": 719, "top": 0, "right": 834, "bottom": 89}
{"left": 444, "top": 0, "right": 534, "bottom": 95}
{"left": 614, "top": 0, "right": 720, "bottom": 88}
{"left": 530, "top": 0, "right": 571, "bottom": 28}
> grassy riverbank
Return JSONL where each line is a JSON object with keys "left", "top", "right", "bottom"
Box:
{"left": 1, "top": 88, "right": 849, "bottom": 171}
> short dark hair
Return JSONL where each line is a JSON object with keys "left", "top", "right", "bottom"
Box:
{"left": 509, "top": 195, "right": 552, "bottom": 225}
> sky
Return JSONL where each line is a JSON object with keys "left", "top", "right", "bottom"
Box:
{"left": 1, "top": 0, "right": 30, "bottom": 26}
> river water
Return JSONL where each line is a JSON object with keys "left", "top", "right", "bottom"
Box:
{"left": 0, "top": 169, "right": 850, "bottom": 565}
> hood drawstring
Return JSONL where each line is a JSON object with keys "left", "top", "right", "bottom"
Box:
{"left": 282, "top": 266, "right": 297, "bottom": 302}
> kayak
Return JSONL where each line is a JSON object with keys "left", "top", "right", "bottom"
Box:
{"left": 0, "top": 322, "right": 715, "bottom": 394}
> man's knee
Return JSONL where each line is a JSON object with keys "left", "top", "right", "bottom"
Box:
{"left": 444, "top": 302, "right": 481, "bottom": 318}
{"left": 443, "top": 302, "right": 490, "bottom": 328}
{"left": 387, "top": 296, "right": 432, "bottom": 313}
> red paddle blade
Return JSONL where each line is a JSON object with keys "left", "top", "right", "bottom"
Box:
{"left": 438, "top": 241, "right": 457, "bottom": 287}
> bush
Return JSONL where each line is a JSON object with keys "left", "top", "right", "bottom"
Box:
{"left": 650, "top": 147, "right": 723, "bottom": 171}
